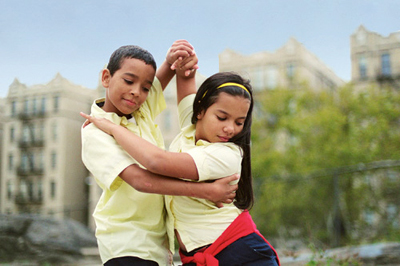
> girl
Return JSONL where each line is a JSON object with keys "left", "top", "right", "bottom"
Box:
{"left": 81, "top": 69, "right": 279, "bottom": 265}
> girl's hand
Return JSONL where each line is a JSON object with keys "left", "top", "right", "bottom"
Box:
{"left": 174, "top": 54, "right": 199, "bottom": 77}
{"left": 80, "top": 112, "right": 118, "bottom": 135}
{"left": 166, "top": 40, "right": 199, "bottom": 76}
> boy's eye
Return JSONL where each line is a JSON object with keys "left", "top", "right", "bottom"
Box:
{"left": 143, "top": 87, "right": 150, "bottom": 92}
{"left": 124, "top": 79, "right": 133, "bottom": 85}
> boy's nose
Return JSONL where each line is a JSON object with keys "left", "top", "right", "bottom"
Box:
{"left": 130, "top": 85, "right": 140, "bottom": 96}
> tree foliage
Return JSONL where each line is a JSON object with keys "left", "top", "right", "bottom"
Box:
{"left": 251, "top": 84, "right": 400, "bottom": 247}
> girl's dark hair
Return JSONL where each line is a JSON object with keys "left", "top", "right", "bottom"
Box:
{"left": 192, "top": 72, "right": 254, "bottom": 210}
{"left": 107, "top": 45, "right": 157, "bottom": 76}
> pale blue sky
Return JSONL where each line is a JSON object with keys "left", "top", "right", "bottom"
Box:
{"left": 1, "top": 0, "right": 399, "bottom": 97}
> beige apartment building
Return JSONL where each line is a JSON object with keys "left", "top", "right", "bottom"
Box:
{"left": 350, "top": 25, "right": 400, "bottom": 89}
{"left": 0, "top": 73, "right": 97, "bottom": 224}
{"left": 219, "top": 37, "right": 345, "bottom": 92}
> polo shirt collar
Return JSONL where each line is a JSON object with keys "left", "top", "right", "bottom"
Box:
{"left": 181, "top": 124, "right": 210, "bottom": 147}
{"left": 91, "top": 98, "right": 139, "bottom": 128}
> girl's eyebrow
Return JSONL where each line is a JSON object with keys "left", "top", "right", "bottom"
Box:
{"left": 216, "top": 109, "right": 229, "bottom": 116}
{"left": 217, "top": 109, "right": 246, "bottom": 120}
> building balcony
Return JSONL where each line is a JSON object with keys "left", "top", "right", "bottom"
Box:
{"left": 17, "top": 166, "right": 44, "bottom": 177}
{"left": 18, "top": 111, "right": 46, "bottom": 120}
{"left": 376, "top": 74, "right": 400, "bottom": 89}
{"left": 18, "top": 139, "right": 45, "bottom": 149}
{"left": 14, "top": 193, "right": 43, "bottom": 205}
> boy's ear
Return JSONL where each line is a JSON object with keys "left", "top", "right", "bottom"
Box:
{"left": 101, "top": 69, "right": 111, "bottom": 88}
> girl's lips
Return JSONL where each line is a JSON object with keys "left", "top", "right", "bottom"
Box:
{"left": 218, "top": 136, "right": 229, "bottom": 142}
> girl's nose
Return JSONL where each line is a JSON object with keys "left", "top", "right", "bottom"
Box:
{"left": 223, "top": 124, "right": 234, "bottom": 135}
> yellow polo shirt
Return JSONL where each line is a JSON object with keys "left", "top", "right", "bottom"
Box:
{"left": 165, "top": 94, "right": 242, "bottom": 253}
{"left": 81, "top": 78, "right": 170, "bottom": 265}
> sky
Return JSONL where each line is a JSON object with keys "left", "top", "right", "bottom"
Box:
{"left": 1, "top": 0, "right": 399, "bottom": 98}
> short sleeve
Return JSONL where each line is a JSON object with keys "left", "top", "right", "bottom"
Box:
{"left": 185, "top": 143, "right": 242, "bottom": 182}
{"left": 81, "top": 124, "right": 138, "bottom": 191}
{"left": 178, "top": 94, "right": 195, "bottom": 129}
{"left": 142, "top": 77, "right": 166, "bottom": 120}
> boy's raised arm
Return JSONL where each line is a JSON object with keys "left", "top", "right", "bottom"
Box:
{"left": 156, "top": 40, "right": 198, "bottom": 90}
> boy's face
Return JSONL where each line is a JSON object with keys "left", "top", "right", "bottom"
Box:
{"left": 102, "top": 58, "right": 155, "bottom": 116}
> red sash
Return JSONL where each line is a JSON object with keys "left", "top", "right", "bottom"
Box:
{"left": 179, "top": 210, "right": 280, "bottom": 266}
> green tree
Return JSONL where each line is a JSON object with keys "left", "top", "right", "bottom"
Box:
{"left": 251, "top": 84, "right": 400, "bottom": 247}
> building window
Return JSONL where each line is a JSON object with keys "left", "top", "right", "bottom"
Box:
{"left": 21, "top": 153, "right": 29, "bottom": 171}
{"left": 32, "top": 98, "right": 37, "bottom": 114}
{"left": 39, "top": 122, "right": 45, "bottom": 141}
{"left": 381, "top": 53, "right": 391, "bottom": 76}
{"left": 52, "top": 123, "right": 58, "bottom": 141}
{"left": 286, "top": 63, "right": 295, "bottom": 80}
{"left": 53, "top": 96, "right": 59, "bottom": 112}
{"left": 51, "top": 152, "right": 57, "bottom": 169}
{"left": 51, "top": 181, "right": 56, "bottom": 199}
{"left": 28, "top": 153, "right": 34, "bottom": 171}
{"left": 8, "top": 154, "right": 14, "bottom": 171}
{"left": 359, "top": 55, "right": 367, "bottom": 79}
{"left": 7, "top": 180, "right": 13, "bottom": 200}
{"left": 20, "top": 180, "right": 28, "bottom": 198}
{"left": 24, "top": 99, "right": 29, "bottom": 114}
{"left": 27, "top": 181, "right": 34, "bottom": 200}
{"left": 10, "top": 127, "right": 15, "bottom": 142}
{"left": 22, "top": 125, "right": 30, "bottom": 142}
{"left": 41, "top": 97, "right": 46, "bottom": 113}
{"left": 39, "top": 150, "right": 44, "bottom": 169}
{"left": 30, "top": 124, "right": 36, "bottom": 142}
{"left": 11, "top": 101, "right": 17, "bottom": 116}
{"left": 38, "top": 181, "right": 43, "bottom": 201}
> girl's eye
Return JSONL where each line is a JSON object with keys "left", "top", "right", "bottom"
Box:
{"left": 236, "top": 122, "right": 244, "bottom": 126}
{"left": 124, "top": 79, "right": 133, "bottom": 85}
{"left": 217, "top": 116, "right": 226, "bottom": 121}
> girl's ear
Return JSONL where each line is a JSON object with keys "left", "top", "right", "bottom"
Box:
{"left": 101, "top": 69, "right": 111, "bottom": 88}
{"left": 197, "top": 110, "right": 205, "bottom": 120}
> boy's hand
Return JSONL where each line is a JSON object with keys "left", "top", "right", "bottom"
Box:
{"left": 166, "top": 40, "right": 199, "bottom": 76}
{"left": 175, "top": 53, "right": 199, "bottom": 78}
{"left": 206, "top": 174, "right": 239, "bottom": 208}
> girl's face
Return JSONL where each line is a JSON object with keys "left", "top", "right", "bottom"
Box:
{"left": 195, "top": 92, "right": 251, "bottom": 143}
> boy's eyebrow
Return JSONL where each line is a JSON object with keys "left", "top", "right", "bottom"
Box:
{"left": 124, "top": 73, "right": 137, "bottom": 79}
{"left": 124, "top": 73, "right": 153, "bottom": 86}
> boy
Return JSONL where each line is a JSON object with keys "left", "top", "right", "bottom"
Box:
{"left": 81, "top": 41, "right": 238, "bottom": 265}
